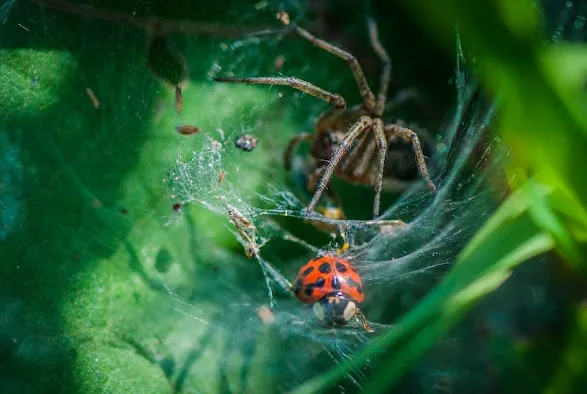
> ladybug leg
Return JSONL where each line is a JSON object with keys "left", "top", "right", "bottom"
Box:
{"left": 336, "top": 242, "right": 350, "bottom": 255}
{"left": 355, "top": 308, "right": 374, "bottom": 333}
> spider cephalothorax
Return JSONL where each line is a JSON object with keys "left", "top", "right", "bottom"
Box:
{"left": 214, "top": 11, "right": 436, "bottom": 218}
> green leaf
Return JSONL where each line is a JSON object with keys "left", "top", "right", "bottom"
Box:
{"left": 0, "top": 5, "right": 290, "bottom": 391}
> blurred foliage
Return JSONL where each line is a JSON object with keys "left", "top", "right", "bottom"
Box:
{"left": 1, "top": 0, "right": 587, "bottom": 393}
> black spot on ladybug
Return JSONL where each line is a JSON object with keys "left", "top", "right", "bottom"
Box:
{"left": 302, "top": 266, "right": 314, "bottom": 276}
{"left": 314, "top": 277, "right": 326, "bottom": 288}
{"left": 318, "top": 262, "right": 331, "bottom": 273}
{"left": 293, "top": 279, "right": 302, "bottom": 295}
{"left": 304, "top": 285, "right": 314, "bottom": 297}
{"left": 331, "top": 276, "right": 341, "bottom": 290}
{"left": 335, "top": 262, "right": 347, "bottom": 273}
{"left": 346, "top": 277, "right": 363, "bottom": 293}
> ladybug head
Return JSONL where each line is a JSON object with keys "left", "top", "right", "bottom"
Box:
{"left": 312, "top": 292, "right": 357, "bottom": 327}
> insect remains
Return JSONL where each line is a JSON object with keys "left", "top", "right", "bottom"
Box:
{"left": 214, "top": 11, "right": 436, "bottom": 219}
{"left": 176, "top": 125, "right": 201, "bottom": 136}
{"left": 235, "top": 134, "right": 258, "bottom": 152}
{"left": 218, "top": 170, "right": 227, "bottom": 187}
{"left": 227, "top": 204, "right": 265, "bottom": 259}
{"left": 86, "top": 88, "right": 100, "bottom": 109}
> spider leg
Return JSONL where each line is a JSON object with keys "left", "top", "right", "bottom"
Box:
{"left": 350, "top": 139, "right": 376, "bottom": 179}
{"left": 305, "top": 165, "right": 346, "bottom": 221}
{"left": 385, "top": 124, "right": 437, "bottom": 192}
{"left": 340, "top": 132, "right": 370, "bottom": 173}
{"left": 372, "top": 119, "right": 388, "bottom": 218}
{"left": 306, "top": 165, "right": 324, "bottom": 195}
{"left": 284, "top": 133, "right": 314, "bottom": 171}
{"left": 277, "top": 12, "right": 376, "bottom": 111}
{"left": 367, "top": 17, "right": 391, "bottom": 116}
{"left": 214, "top": 76, "right": 347, "bottom": 110}
{"left": 307, "top": 116, "right": 373, "bottom": 215}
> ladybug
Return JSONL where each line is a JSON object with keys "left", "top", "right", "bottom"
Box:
{"left": 293, "top": 254, "right": 373, "bottom": 332}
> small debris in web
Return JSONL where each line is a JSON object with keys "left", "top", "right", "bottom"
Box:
{"left": 227, "top": 204, "right": 265, "bottom": 258}
{"left": 256, "top": 305, "right": 275, "bottom": 325}
{"left": 176, "top": 125, "right": 201, "bottom": 136}
{"left": 274, "top": 55, "right": 285, "bottom": 71}
{"left": 120, "top": 208, "right": 128, "bottom": 215}
{"left": 172, "top": 203, "right": 183, "bottom": 212}
{"left": 276, "top": 11, "right": 290, "bottom": 25}
{"left": 86, "top": 88, "right": 100, "bottom": 109}
{"left": 235, "top": 135, "right": 257, "bottom": 151}
{"left": 211, "top": 140, "right": 223, "bottom": 151}
{"left": 174, "top": 84, "right": 183, "bottom": 114}
{"left": 218, "top": 170, "right": 227, "bottom": 187}
{"left": 370, "top": 219, "right": 408, "bottom": 235}
{"left": 254, "top": 1, "right": 268, "bottom": 11}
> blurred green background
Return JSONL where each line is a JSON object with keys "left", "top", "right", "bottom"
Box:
{"left": 1, "top": 0, "right": 587, "bottom": 393}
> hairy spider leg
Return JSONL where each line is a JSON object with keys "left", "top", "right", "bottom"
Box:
{"left": 345, "top": 139, "right": 377, "bottom": 177}
{"left": 306, "top": 166, "right": 323, "bottom": 195}
{"left": 214, "top": 76, "right": 346, "bottom": 109}
{"left": 304, "top": 166, "right": 346, "bottom": 220}
{"left": 372, "top": 119, "right": 388, "bottom": 218}
{"left": 284, "top": 132, "right": 345, "bottom": 218}
{"left": 367, "top": 17, "right": 392, "bottom": 116}
{"left": 307, "top": 116, "right": 373, "bottom": 215}
{"left": 340, "top": 119, "right": 387, "bottom": 218}
{"left": 385, "top": 124, "right": 437, "bottom": 192}
{"left": 284, "top": 132, "right": 314, "bottom": 171}
{"left": 277, "top": 13, "right": 376, "bottom": 112}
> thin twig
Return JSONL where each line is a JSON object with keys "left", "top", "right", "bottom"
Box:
{"left": 29, "top": 0, "right": 280, "bottom": 37}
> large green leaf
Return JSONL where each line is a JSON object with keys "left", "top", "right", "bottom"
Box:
{"left": 0, "top": 4, "right": 290, "bottom": 392}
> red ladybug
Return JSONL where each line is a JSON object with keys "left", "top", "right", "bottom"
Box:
{"left": 293, "top": 255, "right": 373, "bottom": 332}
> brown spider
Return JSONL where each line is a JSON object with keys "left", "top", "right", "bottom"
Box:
{"left": 214, "top": 12, "right": 436, "bottom": 218}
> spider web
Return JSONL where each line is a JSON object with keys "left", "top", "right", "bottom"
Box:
{"left": 161, "top": 2, "right": 585, "bottom": 392}
{"left": 0, "top": 0, "right": 582, "bottom": 392}
{"left": 162, "top": 21, "right": 501, "bottom": 392}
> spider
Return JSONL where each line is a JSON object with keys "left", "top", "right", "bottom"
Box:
{"left": 214, "top": 11, "right": 436, "bottom": 218}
